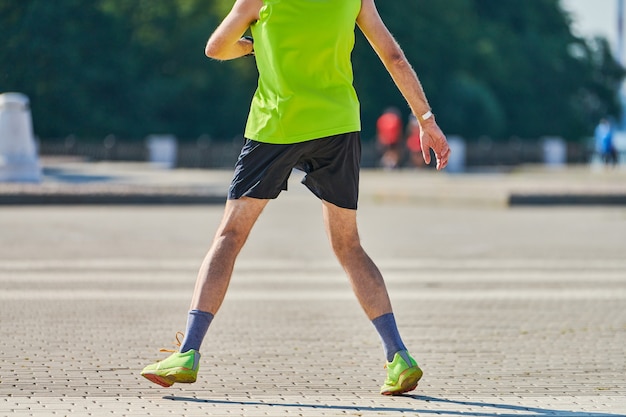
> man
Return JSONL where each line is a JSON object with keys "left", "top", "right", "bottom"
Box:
{"left": 141, "top": 0, "right": 450, "bottom": 396}
{"left": 594, "top": 118, "right": 618, "bottom": 167}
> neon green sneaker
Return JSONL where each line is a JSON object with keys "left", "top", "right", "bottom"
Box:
{"left": 141, "top": 333, "right": 200, "bottom": 387}
{"left": 380, "top": 350, "right": 423, "bottom": 395}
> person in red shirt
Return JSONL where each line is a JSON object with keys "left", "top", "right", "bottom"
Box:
{"left": 376, "top": 107, "right": 403, "bottom": 169}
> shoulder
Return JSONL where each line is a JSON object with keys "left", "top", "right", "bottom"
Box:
{"left": 357, "top": 0, "right": 379, "bottom": 23}
{"left": 356, "top": 0, "right": 391, "bottom": 43}
{"left": 231, "top": 0, "right": 263, "bottom": 21}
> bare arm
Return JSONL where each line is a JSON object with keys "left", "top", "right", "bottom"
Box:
{"left": 357, "top": 0, "right": 450, "bottom": 170}
{"left": 205, "top": 0, "right": 262, "bottom": 60}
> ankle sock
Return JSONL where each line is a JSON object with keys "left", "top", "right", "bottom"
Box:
{"left": 371, "top": 312, "right": 407, "bottom": 362}
{"left": 179, "top": 309, "right": 214, "bottom": 353}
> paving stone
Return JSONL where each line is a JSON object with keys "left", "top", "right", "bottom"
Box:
{"left": 0, "top": 167, "right": 625, "bottom": 416}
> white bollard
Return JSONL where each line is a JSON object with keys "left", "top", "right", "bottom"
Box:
{"left": 146, "top": 134, "right": 178, "bottom": 169}
{"left": 446, "top": 135, "right": 466, "bottom": 173}
{"left": 542, "top": 136, "right": 567, "bottom": 168}
{"left": 0, "top": 92, "right": 41, "bottom": 182}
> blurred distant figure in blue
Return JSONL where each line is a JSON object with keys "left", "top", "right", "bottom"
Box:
{"left": 594, "top": 118, "right": 618, "bottom": 166}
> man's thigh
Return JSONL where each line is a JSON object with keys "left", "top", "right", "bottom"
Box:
{"left": 218, "top": 197, "right": 269, "bottom": 236}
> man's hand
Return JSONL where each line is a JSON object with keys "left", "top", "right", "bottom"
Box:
{"left": 419, "top": 118, "right": 450, "bottom": 170}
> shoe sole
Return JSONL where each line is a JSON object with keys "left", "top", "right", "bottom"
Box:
{"left": 381, "top": 366, "right": 423, "bottom": 396}
{"left": 141, "top": 368, "right": 197, "bottom": 388}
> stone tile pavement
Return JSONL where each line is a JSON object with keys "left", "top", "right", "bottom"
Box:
{"left": 0, "top": 162, "right": 625, "bottom": 416}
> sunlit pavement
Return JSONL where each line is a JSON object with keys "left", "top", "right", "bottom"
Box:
{"left": 0, "top": 162, "right": 625, "bottom": 416}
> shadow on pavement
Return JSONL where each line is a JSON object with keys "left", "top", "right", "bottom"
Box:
{"left": 163, "top": 394, "right": 620, "bottom": 417}
{"left": 42, "top": 166, "right": 118, "bottom": 183}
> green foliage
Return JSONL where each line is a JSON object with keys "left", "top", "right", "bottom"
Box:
{"left": 362, "top": 0, "right": 625, "bottom": 141}
{"left": 0, "top": 0, "right": 623, "bottom": 142}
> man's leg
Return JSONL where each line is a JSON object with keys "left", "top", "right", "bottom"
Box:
{"left": 321, "top": 200, "right": 391, "bottom": 319}
{"left": 321, "top": 200, "right": 422, "bottom": 395}
{"left": 178, "top": 196, "right": 268, "bottom": 352}
{"left": 189, "top": 197, "right": 269, "bottom": 314}
{"left": 141, "top": 197, "right": 268, "bottom": 387}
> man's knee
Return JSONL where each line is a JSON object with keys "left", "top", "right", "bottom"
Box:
{"left": 216, "top": 197, "right": 267, "bottom": 244}
{"left": 215, "top": 227, "right": 248, "bottom": 248}
{"left": 329, "top": 233, "right": 363, "bottom": 260}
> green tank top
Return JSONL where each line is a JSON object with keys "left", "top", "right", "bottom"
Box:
{"left": 245, "top": 0, "right": 362, "bottom": 144}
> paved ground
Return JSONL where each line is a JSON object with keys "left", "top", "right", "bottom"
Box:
{"left": 0, "top": 161, "right": 625, "bottom": 416}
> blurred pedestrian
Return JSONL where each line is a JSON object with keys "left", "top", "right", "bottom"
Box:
{"left": 376, "top": 107, "right": 403, "bottom": 169}
{"left": 594, "top": 118, "right": 618, "bottom": 166}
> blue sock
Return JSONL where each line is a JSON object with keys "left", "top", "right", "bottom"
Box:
{"left": 179, "top": 309, "right": 214, "bottom": 353}
{"left": 372, "top": 313, "right": 407, "bottom": 362}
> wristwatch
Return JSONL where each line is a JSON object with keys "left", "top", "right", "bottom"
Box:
{"left": 417, "top": 110, "right": 433, "bottom": 123}
{"left": 242, "top": 36, "right": 254, "bottom": 57}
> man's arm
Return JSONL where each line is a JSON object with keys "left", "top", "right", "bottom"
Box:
{"left": 205, "top": 0, "right": 262, "bottom": 60}
{"left": 357, "top": 0, "right": 450, "bottom": 170}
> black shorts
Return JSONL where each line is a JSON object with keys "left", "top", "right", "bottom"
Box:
{"left": 229, "top": 132, "right": 361, "bottom": 209}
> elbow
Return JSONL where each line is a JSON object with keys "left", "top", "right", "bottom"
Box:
{"left": 205, "top": 43, "right": 219, "bottom": 59}
{"left": 205, "top": 39, "right": 225, "bottom": 60}
{"left": 384, "top": 51, "right": 413, "bottom": 76}
{"left": 378, "top": 40, "right": 409, "bottom": 69}
{"left": 387, "top": 49, "right": 408, "bottom": 68}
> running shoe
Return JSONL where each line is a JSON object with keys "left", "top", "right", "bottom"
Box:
{"left": 141, "top": 332, "right": 200, "bottom": 387}
{"left": 380, "top": 350, "right": 423, "bottom": 395}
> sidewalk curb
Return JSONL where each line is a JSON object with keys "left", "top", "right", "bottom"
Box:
{"left": 508, "top": 193, "right": 626, "bottom": 206}
{"left": 0, "top": 191, "right": 226, "bottom": 205}
{"left": 3, "top": 191, "right": 625, "bottom": 206}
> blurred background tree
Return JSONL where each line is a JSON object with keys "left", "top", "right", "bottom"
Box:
{"left": 1, "top": 0, "right": 623, "bottom": 142}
